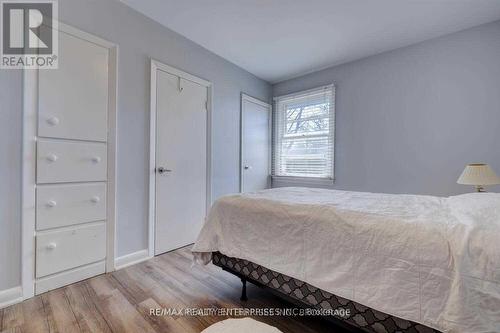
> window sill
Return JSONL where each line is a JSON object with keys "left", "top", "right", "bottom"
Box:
{"left": 271, "top": 176, "right": 335, "bottom": 187}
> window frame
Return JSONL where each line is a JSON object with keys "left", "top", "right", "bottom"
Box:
{"left": 272, "top": 84, "right": 336, "bottom": 185}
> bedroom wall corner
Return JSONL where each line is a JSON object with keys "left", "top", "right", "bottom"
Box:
{"left": 272, "top": 20, "right": 500, "bottom": 196}
{"left": 0, "top": 0, "right": 272, "bottom": 294}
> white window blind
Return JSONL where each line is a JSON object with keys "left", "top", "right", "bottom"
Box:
{"left": 273, "top": 85, "right": 335, "bottom": 180}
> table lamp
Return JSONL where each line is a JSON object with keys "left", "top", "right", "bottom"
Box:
{"left": 457, "top": 163, "right": 500, "bottom": 192}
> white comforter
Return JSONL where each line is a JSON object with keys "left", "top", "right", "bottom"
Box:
{"left": 192, "top": 187, "right": 500, "bottom": 333}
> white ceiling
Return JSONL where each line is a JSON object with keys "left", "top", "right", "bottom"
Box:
{"left": 121, "top": 0, "right": 500, "bottom": 83}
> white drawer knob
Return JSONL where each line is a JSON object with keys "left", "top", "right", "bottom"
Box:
{"left": 46, "top": 116, "right": 60, "bottom": 126}
{"left": 46, "top": 154, "right": 58, "bottom": 162}
{"left": 91, "top": 156, "right": 101, "bottom": 163}
{"left": 46, "top": 242, "right": 57, "bottom": 250}
{"left": 46, "top": 200, "right": 57, "bottom": 208}
{"left": 90, "top": 196, "right": 100, "bottom": 203}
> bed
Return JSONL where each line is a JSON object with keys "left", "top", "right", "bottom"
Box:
{"left": 192, "top": 187, "right": 500, "bottom": 333}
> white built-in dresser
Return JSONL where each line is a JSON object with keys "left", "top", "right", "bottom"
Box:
{"left": 33, "top": 28, "right": 112, "bottom": 294}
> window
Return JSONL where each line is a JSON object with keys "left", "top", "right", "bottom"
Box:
{"left": 272, "top": 85, "right": 335, "bottom": 181}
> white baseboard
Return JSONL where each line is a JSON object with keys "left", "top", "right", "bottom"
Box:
{"left": 114, "top": 249, "right": 150, "bottom": 270}
{"left": 0, "top": 286, "right": 23, "bottom": 309}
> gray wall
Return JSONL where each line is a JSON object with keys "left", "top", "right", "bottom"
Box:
{"left": 0, "top": 0, "right": 271, "bottom": 290}
{"left": 273, "top": 20, "right": 500, "bottom": 196}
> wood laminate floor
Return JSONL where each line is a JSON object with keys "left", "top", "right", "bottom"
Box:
{"left": 0, "top": 246, "right": 346, "bottom": 333}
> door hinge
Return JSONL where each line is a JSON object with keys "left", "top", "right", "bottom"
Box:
{"left": 178, "top": 77, "right": 184, "bottom": 92}
{"left": 205, "top": 100, "right": 208, "bottom": 111}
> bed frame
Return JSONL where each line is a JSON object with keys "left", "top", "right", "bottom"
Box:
{"left": 212, "top": 252, "right": 441, "bottom": 333}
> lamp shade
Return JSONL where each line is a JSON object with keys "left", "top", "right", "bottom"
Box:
{"left": 457, "top": 164, "right": 500, "bottom": 186}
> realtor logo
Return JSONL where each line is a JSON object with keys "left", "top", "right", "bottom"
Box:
{"left": 1, "top": 0, "right": 58, "bottom": 68}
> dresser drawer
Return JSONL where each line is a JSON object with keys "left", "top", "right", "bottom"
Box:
{"left": 37, "top": 139, "right": 107, "bottom": 183}
{"left": 37, "top": 183, "right": 106, "bottom": 230}
{"left": 36, "top": 222, "right": 106, "bottom": 278}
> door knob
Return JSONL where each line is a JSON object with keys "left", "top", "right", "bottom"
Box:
{"left": 91, "top": 156, "right": 101, "bottom": 163}
{"left": 157, "top": 167, "right": 172, "bottom": 174}
{"left": 244, "top": 165, "right": 251, "bottom": 170}
{"left": 90, "top": 196, "right": 100, "bottom": 203}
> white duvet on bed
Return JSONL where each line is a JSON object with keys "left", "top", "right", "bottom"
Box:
{"left": 192, "top": 187, "right": 500, "bottom": 333}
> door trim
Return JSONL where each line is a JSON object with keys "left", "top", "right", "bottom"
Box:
{"left": 148, "top": 59, "right": 213, "bottom": 257}
{"left": 240, "top": 93, "right": 272, "bottom": 193}
{"left": 22, "top": 21, "right": 118, "bottom": 300}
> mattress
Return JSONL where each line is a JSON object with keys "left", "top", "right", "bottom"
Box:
{"left": 192, "top": 187, "right": 500, "bottom": 333}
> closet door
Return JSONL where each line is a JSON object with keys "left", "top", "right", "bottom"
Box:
{"left": 154, "top": 68, "right": 208, "bottom": 255}
{"left": 34, "top": 29, "right": 110, "bottom": 294}
{"left": 38, "top": 31, "right": 108, "bottom": 142}
{"left": 240, "top": 94, "right": 271, "bottom": 192}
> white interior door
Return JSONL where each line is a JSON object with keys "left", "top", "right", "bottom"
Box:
{"left": 241, "top": 94, "right": 271, "bottom": 192}
{"left": 155, "top": 68, "right": 208, "bottom": 255}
